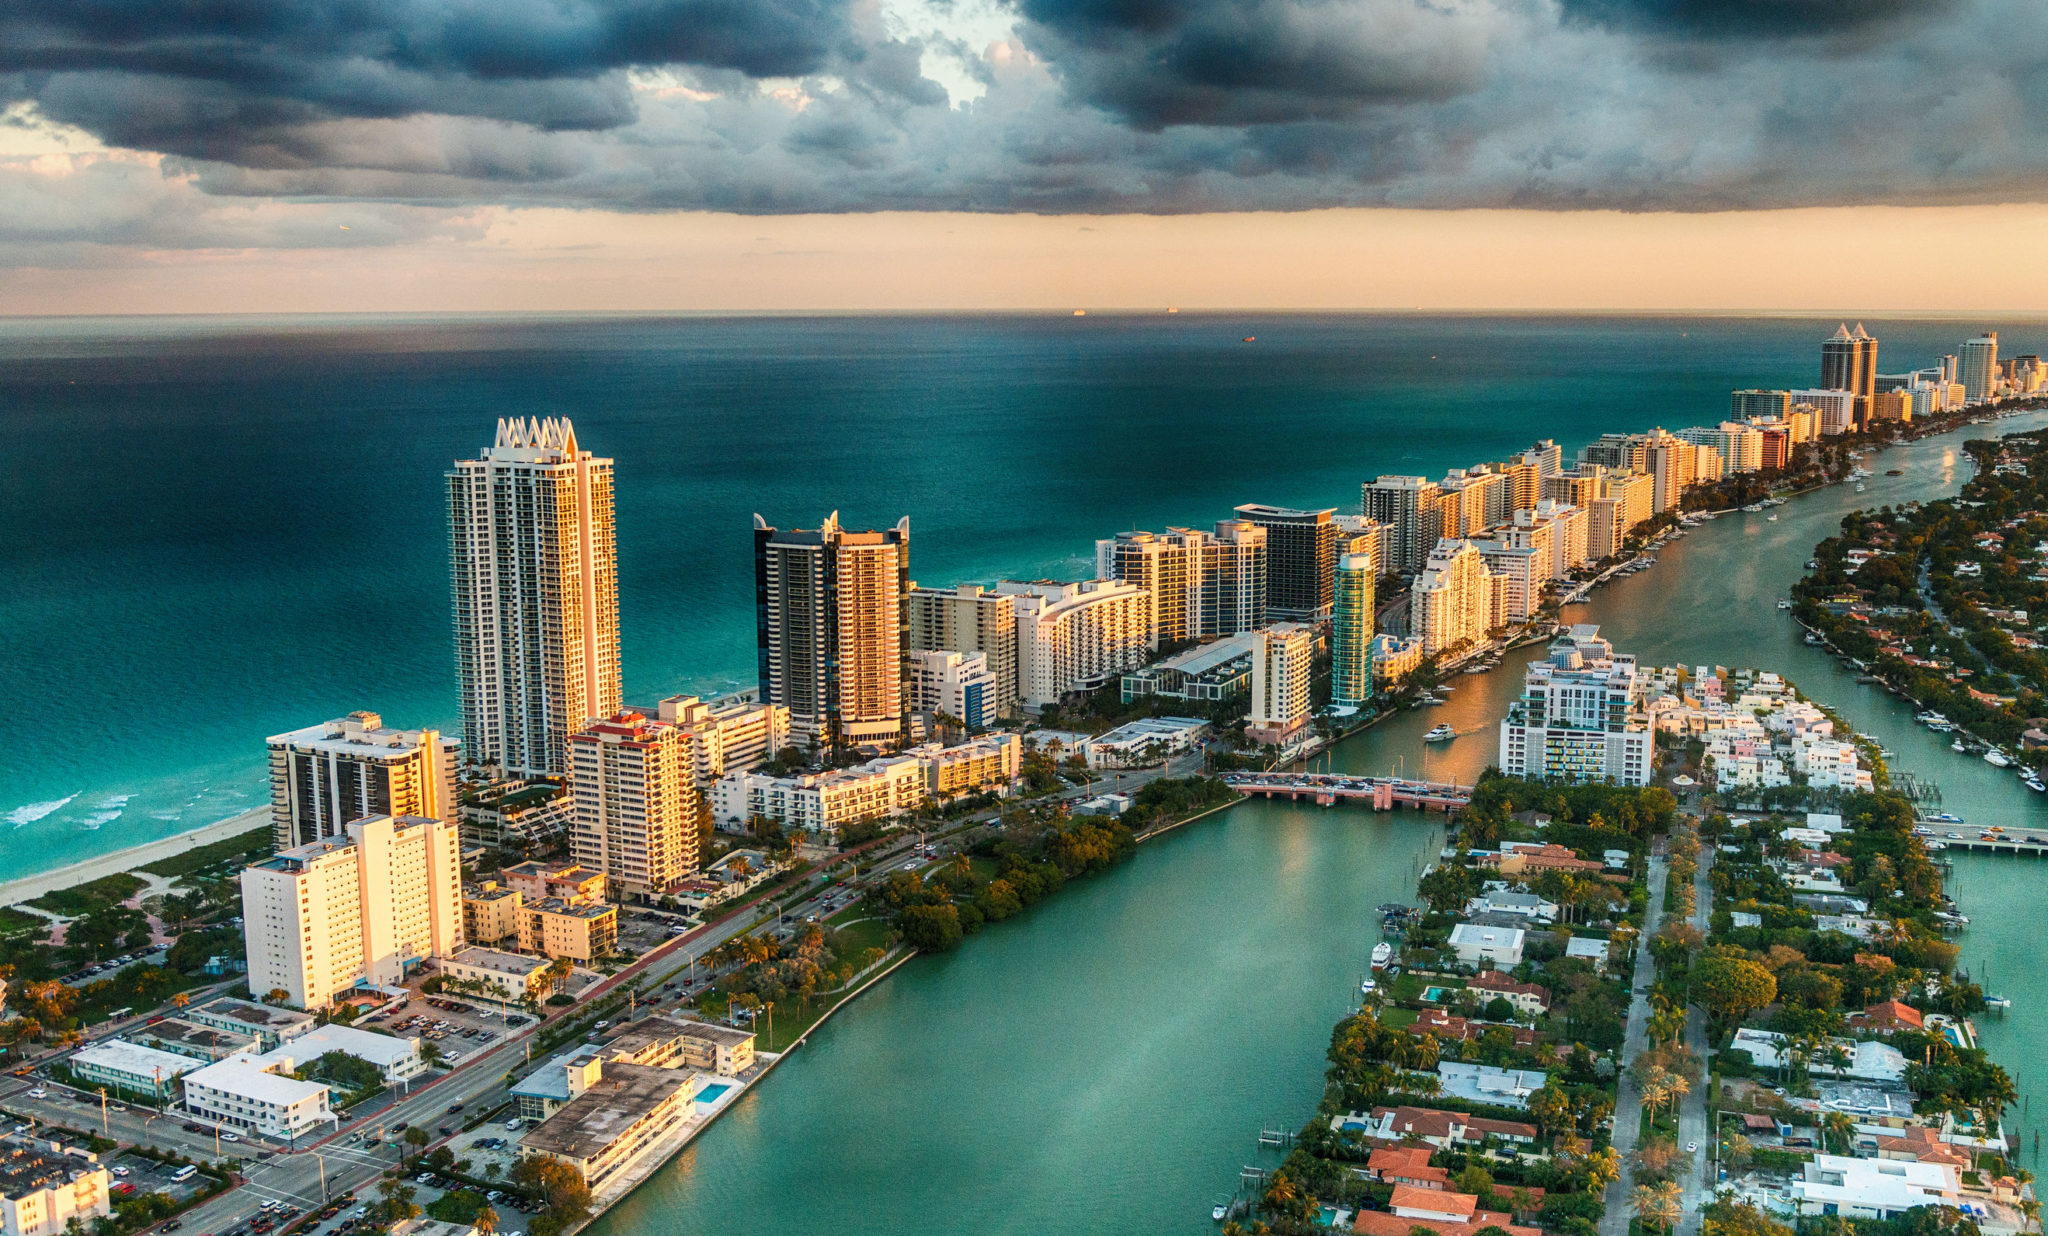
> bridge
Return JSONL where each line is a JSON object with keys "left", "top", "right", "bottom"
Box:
{"left": 1220, "top": 771, "right": 1473, "bottom": 812}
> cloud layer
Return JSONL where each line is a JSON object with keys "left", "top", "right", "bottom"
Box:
{"left": 3, "top": 0, "right": 2048, "bottom": 251}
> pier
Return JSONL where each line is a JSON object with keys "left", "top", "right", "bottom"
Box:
{"left": 1219, "top": 771, "right": 1473, "bottom": 812}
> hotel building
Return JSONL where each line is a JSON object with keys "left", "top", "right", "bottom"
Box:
{"left": 448, "top": 417, "right": 620, "bottom": 779}
{"left": 1331, "top": 552, "right": 1375, "bottom": 708}
{"left": 907, "top": 584, "right": 1020, "bottom": 721}
{"left": 1410, "top": 540, "right": 1503, "bottom": 656}
{"left": 1233, "top": 504, "right": 1336, "bottom": 620}
{"left": 1248, "top": 624, "right": 1317, "bottom": 745}
{"left": 241, "top": 815, "right": 462, "bottom": 1010}
{"left": 996, "top": 579, "right": 1150, "bottom": 708}
{"left": 264, "top": 712, "right": 454, "bottom": 851}
{"left": 1096, "top": 522, "right": 1268, "bottom": 646}
{"left": 568, "top": 712, "right": 699, "bottom": 902}
{"left": 755, "top": 512, "right": 909, "bottom": 748}
{"left": 1364, "top": 476, "right": 1445, "bottom": 576}
{"left": 907, "top": 649, "right": 1000, "bottom": 731}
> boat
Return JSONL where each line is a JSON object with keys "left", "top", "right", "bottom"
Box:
{"left": 1926, "top": 840, "right": 1947, "bottom": 851}
{"left": 2026, "top": 775, "right": 2046, "bottom": 793}
{"left": 1425, "top": 724, "right": 1457, "bottom": 743}
{"left": 1887, "top": 469, "right": 1904, "bottom": 476}
{"left": 1985, "top": 995, "right": 2012, "bottom": 1011}
{"left": 1926, "top": 812, "right": 1964, "bottom": 824}
{"left": 1855, "top": 483, "right": 1867, "bottom": 493}
{"left": 1360, "top": 977, "right": 1378, "bottom": 996}
{"left": 1806, "top": 560, "right": 1819, "bottom": 569}
{"left": 1985, "top": 750, "right": 2013, "bottom": 768}
{"left": 1804, "top": 632, "right": 1823, "bottom": 645}
{"left": 1371, "top": 942, "right": 1393, "bottom": 970}
{"left": 1767, "top": 514, "right": 1779, "bottom": 521}
{"left": 1952, "top": 739, "right": 1967, "bottom": 752}
{"left": 1214, "top": 1201, "right": 1231, "bottom": 1222}
{"left": 1777, "top": 600, "right": 1793, "bottom": 610}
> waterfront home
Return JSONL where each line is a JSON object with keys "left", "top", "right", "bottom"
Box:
{"left": 1478, "top": 844, "right": 1603, "bottom": 876}
{"left": 1448, "top": 925, "right": 1525, "bottom": 968}
{"left": 1409, "top": 1009, "right": 1539, "bottom": 1047}
{"left": 1850, "top": 1001, "right": 1925, "bottom": 1034}
{"left": 1336, "top": 1105, "right": 1539, "bottom": 1150}
{"left": 1463, "top": 890, "right": 1559, "bottom": 922}
{"left": 1435, "top": 1062, "right": 1548, "bottom": 1109}
{"left": 1807, "top": 1081, "right": 1917, "bottom": 1121}
{"left": 1730, "top": 1028, "right": 1909, "bottom": 1083}
{"left": 1793, "top": 1154, "right": 1958, "bottom": 1220}
{"left": 1466, "top": 970, "right": 1551, "bottom": 1016}
{"left": 1350, "top": 1187, "right": 1542, "bottom": 1236}
{"left": 68, "top": 1041, "right": 201, "bottom": 1103}
{"left": 1366, "top": 1146, "right": 1449, "bottom": 1190}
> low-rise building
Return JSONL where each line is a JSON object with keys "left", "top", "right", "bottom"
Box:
{"left": 1463, "top": 891, "right": 1558, "bottom": 922}
{"left": 182, "top": 1056, "right": 335, "bottom": 1141}
{"left": 510, "top": 1046, "right": 604, "bottom": 1122}
{"left": 1350, "top": 1186, "right": 1543, "bottom": 1236}
{"left": 503, "top": 861, "right": 607, "bottom": 907}
{"left": 130, "top": 1018, "right": 259, "bottom": 1063}
{"left": 1434, "top": 1062, "right": 1548, "bottom": 1109}
{"left": 523, "top": 899, "right": 618, "bottom": 963}
{"left": 462, "top": 883, "right": 525, "bottom": 948}
{"left": 1074, "top": 717, "right": 1209, "bottom": 769}
{"left": 1370, "top": 634, "right": 1426, "bottom": 687}
{"left": 456, "top": 777, "right": 574, "bottom": 852}
{"left": 257, "top": 1025, "right": 424, "bottom": 1085}
{"left": 0, "top": 1142, "right": 111, "bottom": 1236}
{"left": 1366, "top": 1146, "right": 1449, "bottom": 1190}
{"left": 68, "top": 1042, "right": 201, "bottom": 1103}
{"left": 1729, "top": 1029, "right": 1908, "bottom": 1083}
{"left": 1337, "top": 1105, "right": 1540, "bottom": 1150}
{"left": 439, "top": 947, "right": 558, "bottom": 1007}
{"left": 1793, "top": 1154, "right": 1958, "bottom": 1220}
{"left": 1447, "top": 924, "right": 1525, "bottom": 968}
{"left": 907, "top": 735, "right": 1021, "bottom": 800}
{"left": 1466, "top": 970, "right": 1551, "bottom": 1016}
{"left": 184, "top": 998, "right": 316, "bottom": 1052}
{"left": 518, "top": 1060, "right": 702, "bottom": 1191}
{"left": 667, "top": 1020, "right": 757, "bottom": 1076}
{"left": 1119, "top": 635, "right": 1256, "bottom": 705}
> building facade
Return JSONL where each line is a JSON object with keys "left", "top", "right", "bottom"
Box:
{"left": 448, "top": 417, "right": 621, "bottom": 778}
{"left": 1365, "top": 476, "right": 1444, "bottom": 576}
{"left": 1332, "top": 552, "right": 1375, "bottom": 708}
{"left": 906, "top": 584, "right": 1019, "bottom": 721}
{"left": 1233, "top": 504, "right": 1336, "bottom": 620}
{"left": 265, "top": 712, "right": 453, "bottom": 851}
{"left": 997, "top": 580, "right": 1150, "bottom": 708}
{"left": 755, "top": 512, "right": 910, "bottom": 748}
{"left": 1248, "top": 624, "right": 1317, "bottom": 744}
{"left": 906, "top": 649, "right": 999, "bottom": 731}
{"left": 1960, "top": 332, "right": 2000, "bottom": 403}
{"left": 568, "top": 712, "right": 699, "bottom": 902}
{"left": 1410, "top": 540, "right": 1502, "bottom": 656}
{"left": 1496, "top": 625, "right": 1654, "bottom": 786}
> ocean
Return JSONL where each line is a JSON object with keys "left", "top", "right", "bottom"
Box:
{"left": 1, "top": 311, "right": 2039, "bottom": 875}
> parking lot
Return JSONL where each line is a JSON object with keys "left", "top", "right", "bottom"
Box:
{"left": 354, "top": 999, "right": 532, "bottom": 1070}
{"left": 105, "top": 1148, "right": 213, "bottom": 1206}
{"left": 614, "top": 906, "right": 696, "bottom": 956}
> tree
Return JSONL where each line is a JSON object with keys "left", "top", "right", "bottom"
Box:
{"left": 1632, "top": 1181, "right": 1683, "bottom": 1236}
{"left": 474, "top": 1208, "right": 500, "bottom": 1236}
{"left": 1528, "top": 1085, "right": 1573, "bottom": 1136}
{"left": 264, "top": 988, "right": 290, "bottom": 1006}
{"left": 1691, "top": 954, "right": 1777, "bottom": 1025}
{"left": 1701, "top": 1196, "right": 1793, "bottom": 1236}
{"left": 896, "top": 904, "right": 963, "bottom": 953}
{"left": 403, "top": 1127, "right": 429, "bottom": 1160}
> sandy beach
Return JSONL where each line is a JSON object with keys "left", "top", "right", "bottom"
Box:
{"left": 0, "top": 808, "right": 269, "bottom": 908}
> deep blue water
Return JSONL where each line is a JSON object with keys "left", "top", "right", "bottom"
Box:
{"left": 1, "top": 311, "right": 2040, "bottom": 874}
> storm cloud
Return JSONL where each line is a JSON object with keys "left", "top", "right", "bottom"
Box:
{"left": 4, "top": 0, "right": 2048, "bottom": 242}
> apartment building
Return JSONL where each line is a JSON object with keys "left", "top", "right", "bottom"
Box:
{"left": 996, "top": 579, "right": 1150, "bottom": 708}
{"left": 567, "top": 712, "right": 698, "bottom": 903}
{"left": 1096, "top": 521, "right": 1268, "bottom": 648}
{"left": 448, "top": 417, "right": 620, "bottom": 778}
{"left": 182, "top": 1055, "right": 335, "bottom": 1141}
{"left": 909, "top": 735, "right": 1022, "bottom": 798}
{"left": 240, "top": 814, "right": 462, "bottom": 1010}
{"left": 1365, "top": 476, "right": 1444, "bottom": 576}
{"left": 906, "top": 584, "right": 1020, "bottom": 721}
{"left": 1331, "top": 552, "right": 1376, "bottom": 708}
{"left": 755, "top": 512, "right": 909, "bottom": 748}
{"left": 265, "top": 712, "right": 454, "bottom": 851}
{"left": 0, "top": 1142, "right": 111, "bottom": 1236}
{"left": 906, "top": 649, "right": 1000, "bottom": 731}
{"left": 1475, "top": 541, "right": 1546, "bottom": 623}
{"left": 1410, "top": 540, "right": 1503, "bottom": 656}
{"left": 1233, "top": 504, "right": 1336, "bottom": 620}
{"left": 1790, "top": 389, "right": 1858, "bottom": 436}
{"left": 1497, "top": 625, "right": 1654, "bottom": 786}
{"left": 653, "top": 694, "right": 791, "bottom": 782}
{"left": 1248, "top": 624, "right": 1317, "bottom": 745}
{"left": 710, "top": 755, "right": 926, "bottom": 837}
{"left": 456, "top": 776, "right": 573, "bottom": 851}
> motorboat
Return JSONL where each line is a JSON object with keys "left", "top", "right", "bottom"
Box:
{"left": 1855, "top": 483, "right": 1867, "bottom": 493}
{"left": 1926, "top": 812, "right": 1964, "bottom": 824}
{"left": 1360, "top": 977, "right": 1378, "bottom": 997}
{"left": 1778, "top": 600, "right": 1793, "bottom": 610}
{"left": 1767, "top": 514, "right": 1779, "bottom": 521}
{"left": 1371, "top": 942, "right": 1394, "bottom": 970}
{"left": 1952, "top": 739, "right": 1968, "bottom": 752}
{"left": 1985, "top": 995, "right": 2012, "bottom": 1011}
{"left": 1887, "top": 469, "right": 1905, "bottom": 476}
{"left": 1985, "top": 750, "right": 2014, "bottom": 768}
{"left": 1807, "top": 560, "right": 1820, "bottom": 569}
{"left": 1425, "top": 724, "right": 1457, "bottom": 742}
{"left": 1804, "top": 632, "right": 1824, "bottom": 645}
{"left": 2026, "top": 775, "right": 2046, "bottom": 793}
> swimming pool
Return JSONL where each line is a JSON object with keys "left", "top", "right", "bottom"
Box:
{"left": 697, "top": 1083, "right": 733, "bottom": 1104}
{"left": 1421, "top": 986, "right": 1453, "bottom": 1002}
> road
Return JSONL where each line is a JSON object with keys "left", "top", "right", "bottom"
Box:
{"left": 1599, "top": 850, "right": 1668, "bottom": 1236}
{"left": 1675, "top": 850, "right": 1714, "bottom": 1236}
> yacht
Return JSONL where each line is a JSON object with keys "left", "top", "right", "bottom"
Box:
{"left": 2026, "top": 774, "right": 2046, "bottom": 793}
{"left": 1926, "top": 811, "right": 1964, "bottom": 824}
{"left": 1952, "top": 739, "right": 1967, "bottom": 752}
{"left": 1425, "top": 724, "right": 1457, "bottom": 742}
{"left": 1767, "top": 513, "right": 1779, "bottom": 521}
{"left": 1855, "top": 482, "right": 1867, "bottom": 493}
{"left": 1985, "top": 749, "right": 2014, "bottom": 768}
{"left": 1777, "top": 600, "right": 1793, "bottom": 610}
{"left": 1804, "top": 631, "right": 1824, "bottom": 645}
{"left": 1807, "top": 559, "right": 1819, "bottom": 569}
{"left": 1360, "top": 977, "right": 1378, "bottom": 997}
{"left": 1371, "top": 942, "right": 1393, "bottom": 970}
{"left": 1214, "top": 1200, "right": 1232, "bottom": 1223}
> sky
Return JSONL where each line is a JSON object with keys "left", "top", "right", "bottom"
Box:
{"left": 7, "top": 0, "right": 2048, "bottom": 314}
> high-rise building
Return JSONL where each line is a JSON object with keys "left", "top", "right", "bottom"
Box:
{"left": 1524, "top": 501, "right": 1588, "bottom": 575}
{"left": 1730, "top": 389, "right": 1792, "bottom": 421}
{"left": 1542, "top": 466, "right": 1605, "bottom": 510}
{"left": 1096, "top": 521, "right": 1267, "bottom": 647}
{"left": 1248, "top": 624, "right": 1317, "bottom": 745}
{"left": 907, "top": 584, "right": 1019, "bottom": 721}
{"left": 1409, "top": 540, "right": 1502, "bottom": 656}
{"left": 1364, "top": 476, "right": 1444, "bottom": 576}
{"left": 1439, "top": 469, "right": 1506, "bottom": 539}
{"left": 241, "top": 815, "right": 463, "bottom": 1010}
{"left": 1233, "top": 504, "right": 1336, "bottom": 621}
{"left": 1644, "top": 433, "right": 1699, "bottom": 513}
{"left": 1960, "top": 332, "right": 1999, "bottom": 403}
{"left": 996, "top": 580, "right": 1150, "bottom": 708}
{"left": 1497, "top": 625, "right": 1653, "bottom": 786}
{"left": 568, "top": 711, "right": 699, "bottom": 902}
{"left": 1675, "top": 424, "right": 1763, "bottom": 474}
{"left": 265, "top": 712, "right": 453, "bottom": 851}
{"left": 448, "top": 417, "right": 621, "bottom": 778}
{"left": 1789, "top": 390, "right": 1857, "bottom": 436}
{"left": 1476, "top": 540, "right": 1545, "bottom": 622}
{"left": 1520, "top": 440, "right": 1562, "bottom": 478}
{"left": 1331, "top": 553, "right": 1376, "bottom": 708}
{"left": 907, "top": 649, "right": 1000, "bottom": 731}
{"left": 1821, "top": 322, "right": 1878, "bottom": 423}
{"left": 654, "top": 694, "right": 792, "bottom": 782}
{"left": 755, "top": 512, "right": 910, "bottom": 749}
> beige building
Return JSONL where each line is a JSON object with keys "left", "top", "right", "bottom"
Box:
{"left": 240, "top": 814, "right": 462, "bottom": 1010}
{"left": 440, "top": 946, "right": 557, "bottom": 1006}
{"left": 1410, "top": 540, "right": 1503, "bottom": 656}
{"left": 265, "top": 712, "right": 453, "bottom": 851}
{"left": 1364, "top": 476, "right": 1445, "bottom": 575}
{"left": 568, "top": 712, "right": 699, "bottom": 903}
{"left": 1248, "top": 624, "right": 1316, "bottom": 745}
{"left": 907, "top": 584, "right": 1020, "bottom": 721}
{"left": 463, "top": 873, "right": 617, "bottom": 962}
{"left": 0, "top": 1143, "right": 111, "bottom": 1236}
{"left": 653, "top": 694, "right": 791, "bottom": 781}
{"left": 461, "top": 883, "right": 524, "bottom": 947}
{"left": 908, "top": 734, "right": 1021, "bottom": 798}
{"left": 503, "top": 860, "right": 606, "bottom": 906}
{"left": 1096, "top": 521, "right": 1268, "bottom": 647}
{"left": 997, "top": 579, "right": 1151, "bottom": 708}
{"left": 711, "top": 754, "right": 926, "bottom": 837}
{"left": 519, "top": 1060, "right": 701, "bottom": 1191}
{"left": 755, "top": 512, "right": 909, "bottom": 748}
{"left": 448, "top": 417, "right": 620, "bottom": 779}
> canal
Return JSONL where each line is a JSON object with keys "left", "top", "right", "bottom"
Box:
{"left": 589, "top": 411, "right": 2048, "bottom": 1235}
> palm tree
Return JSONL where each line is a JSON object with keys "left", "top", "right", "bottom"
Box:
{"left": 1632, "top": 1181, "right": 1682, "bottom": 1236}
{"left": 473, "top": 1207, "right": 499, "bottom": 1236}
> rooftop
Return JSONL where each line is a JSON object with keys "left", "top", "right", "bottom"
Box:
{"left": 519, "top": 1062, "right": 698, "bottom": 1161}
{"left": 132, "top": 1017, "right": 255, "bottom": 1056}
{"left": 445, "top": 946, "right": 550, "bottom": 977}
{"left": 185, "top": 1056, "right": 330, "bottom": 1107}
{"left": 667, "top": 1018, "right": 756, "bottom": 1048}
{"left": 511, "top": 1046, "right": 602, "bottom": 1102}
{"left": 189, "top": 996, "right": 316, "bottom": 1032}
{"left": 260, "top": 1025, "right": 418, "bottom": 1069}
{"left": 0, "top": 1141, "right": 103, "bottom": 1198}
{"left": 70, "top": 1040, "right": 202, "bottom": 1081}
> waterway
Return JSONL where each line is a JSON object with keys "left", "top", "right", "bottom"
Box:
{"left": 596, "top": 409, "right": 2048, "bottom": 1234}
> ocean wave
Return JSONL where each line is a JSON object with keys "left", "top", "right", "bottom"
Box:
{"left": 6, "top": 795, "right": 78, "bottom": 827}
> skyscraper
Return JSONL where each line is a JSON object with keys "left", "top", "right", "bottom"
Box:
{"left": 1233, "top": 504, "right": 1336, "bottom": 620}
{"left": 1098, "top": 521, "right": 1268, "bottom": 647}
{"left": 1960, "top": 332, "right": 1999, "bottom": 404}
{"left": 755, "top": 512, "right": 910, "bottom": 748}
{"left": 1363, "top": 476, "right": 1443, "bottom": 576}
{"left": 1248, "top": 624, "right": 1316, "bottom": 745}
{"left": 569, "top": 711, "right": 699, "bottom": 901}
{"left": 448, "top": 417, "right": 621, "bottom": 778}
{"left": 1730, "top": 389, "right": 1792, "bottom": 421}
{"left": 1821, "top": 323, "right": 1878, "bottom": 426}
{"left": 907, "top": 584, "right": 1019, "bottom": 720}
{"left": 1331, "top": 552, "right": 1375, "bottom": 708}
{"left": 265, "top": 712, "right": 454, "bottom": 851}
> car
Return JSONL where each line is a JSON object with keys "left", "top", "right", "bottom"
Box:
{"left": 1685, "top": 1142, "right": 1699, "bottom": 1153}
{"left": 594, "top": 1020, "right": 609, "bottom": 1029}
{"left": 113, "top": 1184, "right": 135, "bottom": 1196}
{"left": 415, "top": 1174, "right": 434, "bottom": 1185}
{"left": 27, "top": 1088, "right": 45, "bottom": 1098}
{"left": 221, "top": 1132, "right": 241, "bottom": 1143}
{"left": 446, "top": 1103, "right": 464, "bottom": 1113}
{"left": 163, "top": 1223, "right": 182, "bottom": 1231}
{"left": 113, "top": 1167, "right": 130, "bottom": 1177}
{"left": 900, "top": 861, "right": 918, "bottom": 871}
{"left": 439, "top": 1126, "right": 454, "bottom": 1137}
{"left": 390, "top": 1122, "right": 409, "bottom": 1132}
{"left": 1947, "top": 832, "right": 1962, "bottom": 839}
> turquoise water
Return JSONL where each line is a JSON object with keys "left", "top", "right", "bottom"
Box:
{"left": 7, "top": 311, "right": 2046, "bottom": 876}
{"left": 695, "top": 1083, "right": 732, "bottom": 1103}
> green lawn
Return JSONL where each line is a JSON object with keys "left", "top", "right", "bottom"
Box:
{"left": 30, "top": 873, "right": 146, "bottom": 916}
{"left": 0, "top": 907, "right": 47, "bottom": 936}
{"left": 830, "top": 917, "right": 894, "bottom": 957}
{"left": 1381, "top": 1007, "right": 1420, "bottom": 1028}
{"left": 136, "top": 829, "right": 271, "bottom": 880}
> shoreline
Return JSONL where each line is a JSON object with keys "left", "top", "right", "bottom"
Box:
{"left": 0, "top": 807, "right": 268, "bottom": 908}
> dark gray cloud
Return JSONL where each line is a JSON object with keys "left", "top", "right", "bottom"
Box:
{"left": 3, "top": 0, "right": 2047, "bottom": 239}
